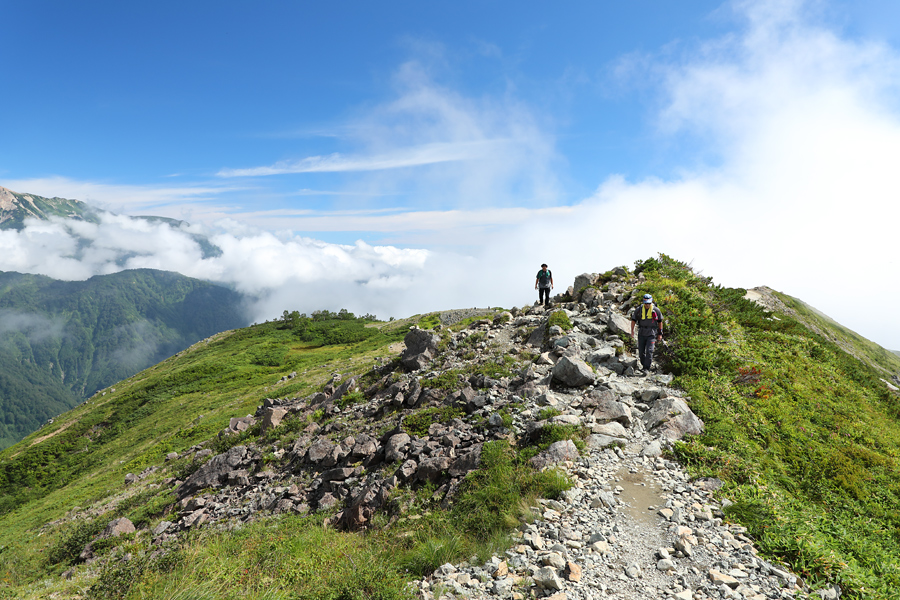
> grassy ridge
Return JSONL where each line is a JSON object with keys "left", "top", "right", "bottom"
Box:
{"left": 636, "top": 255, "right": 900, "bottom": 599}
{"left": 0, "top": 310, "right": 574, "bottom": 599}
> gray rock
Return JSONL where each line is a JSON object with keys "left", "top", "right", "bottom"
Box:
{"left": 580, "top": 286, "right": 603, "bottom": 308}
{"left": 573, "top": 273, "right": 598, "bottom": 296}
{"left": 591, "top": 421, "right": 628, "bottom": 438}
{"left": 417, "top": 457, "right": 452, "bottom": 483}
{"left": 384, "top": 433, "right": 411, "bottom": 462}
{"left": 307, "top": 438, "right": 336, "bottom": 464}
{"left": 533, "top": 566, "right": 565, "bottom": 591}
{"left": 552, "top": 356, "right": 595, "bottom": 387}
{"left": 101, "top": 517, "right": 135, "bottom": 538}
{"left": 586, "top": 434, "right": 625, "bottom": 449}
{"left": 401, "top": 329, "right": 442, "bottom": 371}
{"left": 641, "top": 397, "right": 705, "bottom": 441}
{"left": 261, "top": 407, "right": 288, "bottom": 434}
{"left": 350, "top": 434, "right": 378, "bottom": 460}
{"left": 321, "top": 467, "right": 355, "bottom": 482}
{"left": 530, "top": 440, "right": 579, "bottom": 469}
{"left": 587, "top": 347, "right": 616, "bottom": 363}
{"left": 396, "top": 459, "right": 418, "bottom": 481}
{"left": 607, "top": 312, "right": 632, "bottom": 337}
{"left": 152, "top": 521, "right": 172, "bottom": 536}
{"left": 582, "top": 389, "right": 633, "bottom": 427}
{"left": 625, "top": 562, "right": 642, "bottom": 579}
{"left": 550, "top": 414, "right": 582, "bottom": 427}
{"left": 449, "top": 445, "right": 482, "bottom": 477}
{"left": 229, "top": 416, "right": 256, "bottom": 433}
{"left": 178, "top": 445, "right": 249, "bottom": 498}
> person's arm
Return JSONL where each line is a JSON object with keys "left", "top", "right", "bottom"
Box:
{"left": 550, "top": 276, "right": 554, "bottom": 289}
{"left": 657, "top": 309, "right": 663, "bottom": 338}
{"left": 535, "top": 276, "right": 539, "bottom": 290}
{"left": 630, "top": 314, "right": 636, "bottom": 337}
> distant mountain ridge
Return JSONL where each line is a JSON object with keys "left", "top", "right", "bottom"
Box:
{"left": 0, "top": 186, "right": 99, "bottom": 230}
{"left": 0, "top": 185, "right": 223, "bottom": 258}
{"left": 0, "top": 268, "right": 247, "bottom": 449}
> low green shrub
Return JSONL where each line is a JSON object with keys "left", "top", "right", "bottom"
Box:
{"left": 546, "top": 311, "right": 572, "bottom": 331}
{"left": 47, "top": 518, "right": 105, "bottom": 566}
{"left": 337, "top": 390, "right": 365, "bottom": 409}
{"left": 403, "top": 407, "right": 465, "bottom": 437}
{"left": 538, "top": 407, "right": 562, "bottom": 421}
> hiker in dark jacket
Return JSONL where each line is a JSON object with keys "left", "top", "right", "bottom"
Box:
{"left": 535, "top": 264, "right": 553, "bottom": 308}
{"left": 630, "top": 293, "right": 663, "bottom": 372}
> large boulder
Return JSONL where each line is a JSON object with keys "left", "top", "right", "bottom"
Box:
{"left": 641, "top": 397, "right": 704, "bottom": 441}
{"left": 530, "top": 440, "right": 579, "bottom": 470}
{"left": 552, "top": 356, "right": 595, "bottom": 387}
{"left": 384, "top": 433, "right": 411, "bottom": 462}
{"left": 582, "top": 389, "right": 633, "bottom": 427}
{"left": 573, "top": 273, "right": 598, "bottom": 296}
{"left": 581, "top": 287, "right": 603, "bottom": 308}
{"left": 607, "top": 312, "right": 633, "bottom": 337}
{"left": 178, "top": 445, "right": 250, "bottom": 498}
{"left": 101, "top": 518, "right": 136, "bottom": 538}
{"left": 526, "top": 323, "right": 547, "bottom": 348}
{"left": 401, "top": 329, "right": 442, "bottom": 371}
{"left": 260, "top": 407, "right": 288, "bottom": 434}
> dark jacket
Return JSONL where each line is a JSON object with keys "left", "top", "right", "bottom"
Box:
{"left": 631, "top": 305, "right": 663, "bottom": 337}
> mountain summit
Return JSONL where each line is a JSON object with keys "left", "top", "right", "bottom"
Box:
{"left": 0, "top": 186, "right": 99, "bottom": 230}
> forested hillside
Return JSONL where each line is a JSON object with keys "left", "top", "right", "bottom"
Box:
{"left": 0, "top": 269, "right": 246, "bottom": 449}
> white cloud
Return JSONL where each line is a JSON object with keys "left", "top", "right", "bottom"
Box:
{"left": 216, "top": 140, "right": 512, "bottom": 177}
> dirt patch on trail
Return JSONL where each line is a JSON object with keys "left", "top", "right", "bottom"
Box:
{"left": 26, "top": 419, "right": 76, "bottom": 449}
{"left": 614, "top": 466, "right": 668, "bottom": 526}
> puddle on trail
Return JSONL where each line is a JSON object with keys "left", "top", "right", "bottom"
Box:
{"left": 612, "top": 466, "right": 667, "bottom": 525}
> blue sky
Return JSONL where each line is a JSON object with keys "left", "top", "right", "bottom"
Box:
{"left": 2, "top": 0, "right": 900, "bottom": 351}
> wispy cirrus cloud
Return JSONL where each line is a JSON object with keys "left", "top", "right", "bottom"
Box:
{"left": 216, "top": 139, "right": 512, "bottom": 177}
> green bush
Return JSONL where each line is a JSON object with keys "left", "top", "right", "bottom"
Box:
{"left": 47, "top": 518, "right": 105, "bottom": 566}
{"left": 538, "top": 407, "right": 562, "bottom": 421}
{"left": 546, "top": 310, "right": 572, "bottom": 331}
{"left": 403, "top": 407, "right": 465, "bottom": 437}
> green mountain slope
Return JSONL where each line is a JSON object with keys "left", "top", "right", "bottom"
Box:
{"left": 634, "top": 255, "right": 900, "bottom": 597}
{"left": 0, "top": 269, "right": 246, "bottom": 449}
{"left": 745, "top": 285, "right": 900, "bottom": 377}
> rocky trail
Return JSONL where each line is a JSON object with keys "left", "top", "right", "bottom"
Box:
{"left": 70, "top": 270, "right": 830, "bottom": 600}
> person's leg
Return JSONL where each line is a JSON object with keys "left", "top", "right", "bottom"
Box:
{"left": 638, "top": 336, "right": 651, "bottom": 370}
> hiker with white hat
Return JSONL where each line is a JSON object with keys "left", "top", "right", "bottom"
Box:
{"left": 630, "top": 293, "right": 663, "bottom": 372}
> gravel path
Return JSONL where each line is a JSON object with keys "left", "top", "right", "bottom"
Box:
{"left": 417, "top": 303, "right": 817, "bottom": 600}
